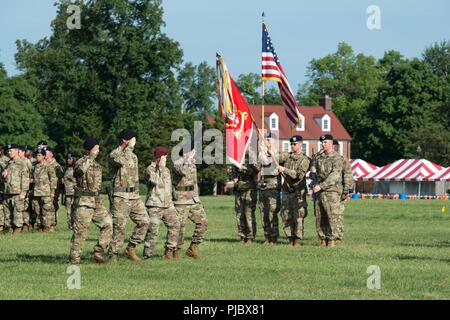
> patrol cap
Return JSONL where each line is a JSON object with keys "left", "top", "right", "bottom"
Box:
{"left": 37, "top": 140, "right": 48, "bottom": 147}
{"left": 154, "top": 146, "right": 168, "bottom": 159}
{"left": 289, "top": 135, "right": 303, "bottom": 143}
{"left": 333, "top": 139, "right": 339, "bottom": 146}
{"left": 118, "top": 128, "right": 137, "bottom": 141}
{"left": 35, "top": 148, "right": 46, "bottom": 156}
{"left": 83, "top": 137, "right": 100, "bottom": 151}
{"left": 319, "top": 134, "right": 334, "bottom": 142}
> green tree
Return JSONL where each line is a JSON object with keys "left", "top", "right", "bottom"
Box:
{"left": 15, "top": 0, "right": 184, "bottom": 168}
{"left": 0, "top": 75, "right": 48, "bottom": 145}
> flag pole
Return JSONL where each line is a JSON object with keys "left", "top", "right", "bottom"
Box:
{"left": 261, "top": 12, "right": 266, "bottom": 135}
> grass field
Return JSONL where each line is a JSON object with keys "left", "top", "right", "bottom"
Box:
{"left": 0, "top": 196, "right": 449, "bottom": 300}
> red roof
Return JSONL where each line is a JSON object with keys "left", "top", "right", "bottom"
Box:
{"left": 248, "top": 105, "right": 352, "bottom": 141}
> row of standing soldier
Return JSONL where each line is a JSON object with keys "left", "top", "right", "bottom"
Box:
{"left": 68, "top": 130, "right": 208, "bottom": 264}
{"left": 0, "top": 142, "right": 64, "bottom": 235}
{"left": 227, "top": 132, "right": 353, "bottom": 247}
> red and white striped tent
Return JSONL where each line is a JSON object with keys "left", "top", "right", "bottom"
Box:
{"left": 359, "top": 159, "right": 443, "bottom": 181}
{"left": 349, "top": 159, "right": 379, "bottom": 180}
{"left": 424, "top": 167, "right": 450, "bottom": 181}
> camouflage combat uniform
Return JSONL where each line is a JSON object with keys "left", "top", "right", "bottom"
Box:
{"left": 173, "top": 156, "right": 208, "bottom": 254}
{"left": 0, "top": 155, "right": 10, "bottom": 231}
{"left": 108, "top": 146, "right": 150, "bottom": 257}
{"left": 47, "top": 158, "right": 64, "bottom": 227}
{"left": 279, "top": 151, "right": 310, "bottom": 244}
{"left": 69, "top": 154, "right": 113, "bottom": 265}
{"left": 258, "top": 150, "right": 281, "bottom": 243}
{"left": 315, "top": 150, "right": 344, "bottom": 242}
{"left": 337, "top": 156, "right": 353, "bottom": 241}
{"left": 63, "top": 165, "right": 76, "bottom": 229}
{"left": 32, "top": 161, "right": 56, "bottom": 230}
{"left": 3, "top": 158, "right": 30, "bottom": 231}
{"left": 232, "top": 163, "right": 259, "bottom": 243}
{"left": 143, "top": 162, "right": 181, "bottom": 258}
{"left": 21, "top": 157, "right": 33, "bottom": 229}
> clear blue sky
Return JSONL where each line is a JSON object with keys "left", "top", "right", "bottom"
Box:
{"left": 1, "top": 0, "right": 449, "bottom": 89}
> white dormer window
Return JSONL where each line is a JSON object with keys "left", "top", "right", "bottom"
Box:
{"left": 338, "top": 141, "right": 344, "bottom": 156}
{"left": 269, "top": 113, "right": 279, "bottom": 130}
{"left": 302, "top": 141, "right": 309, "bottom": 156}
{"left": 283, "top": 141, "right": 290, "bottom": 152}
{"left": 296, "top": 113, "right": 305, "bottom": 131}
{"left": 322, "top": 114, "right": 331, "bottom": 132}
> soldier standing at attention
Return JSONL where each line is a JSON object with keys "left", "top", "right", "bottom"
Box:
{"left": 63, "top": 152, "right": 77, "bottom": 230}
{"left": 18, "top": 145, "right": 32, "bottom": 232}
{"left": 108, "top": 129, "right": 150, "bottom": 262}
{"left": 227, "top": 154, "right": 259, "bottom": 244}
{"left": 258, "top": 132, "right": 281, "bottom": 245}
{"left": 69, "top": 138, "right": 112, "bottom": 265}
{"left": 0, "top": 144, "right": 9, "bottom": 233}
{"left": 277, "top": 135, "right": 310, "bottom": 246}
{"left": 32, "top": 148, "right": 56, "bottom": 232}
{"left": 313, "top": 134, "right": 345, "bottom": 248}
{"left": 1, "top": 144, "right": 30, "bottom": 234}
{"left": 45, "top": 147, "right": 64, "bottom": 231}
{"left": 333, "top": 139, "right": 353, "bottom": 244}
{"left": 172, "top": 147, "right": 208, "bottom": 259}
{"left": 143, "top": 146, "right": 180, "bottom": 260}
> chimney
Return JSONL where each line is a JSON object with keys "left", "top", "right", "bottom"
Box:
{"left": 319, "top": 95, "right": 332, "bottom": 112}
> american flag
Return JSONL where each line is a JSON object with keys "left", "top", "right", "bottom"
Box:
{"left": 262, "top": 22, "right": 301, "bottom": 129}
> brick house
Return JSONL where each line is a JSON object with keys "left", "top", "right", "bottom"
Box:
{"left": 248, "top": 96, "right": 352, "bottom": 159}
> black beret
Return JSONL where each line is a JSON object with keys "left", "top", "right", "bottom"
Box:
{"left": 18, "top": 145, "right": 27, "bottom": 151}
{"left": 46, "top": 147, "right": 55, "bottom": 154}
{"left": 290, "top": 135, "right": 303, "bottom": 143}
{"left": 66, "top": 151, "right": 77, "bottom": 159}
{"left": 37, "top": 140, "right": 48, "bottom": 147}
{"left": 83, "top": 137, "right": 100, "bottom": 151}
{"left": 35, "top": 148, "right": 46, "bottom": 156}
{"left": 25, "top": 145, "right": 33, "bottom": 152}
{"left": 118, "top": 128, "right": 137, "bottom": 141}
{"left": 320, "top": 134, "right": 334, "bottom": 142}
{"left": 6, "top": 143, "right": 19, "bottom": 150}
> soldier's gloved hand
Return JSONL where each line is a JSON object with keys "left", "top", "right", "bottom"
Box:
{"left": 128, "top": 137, "right": 136, "bottom": 149}
{"left": 341, "top": 192, "right": 349, "bottom": 201}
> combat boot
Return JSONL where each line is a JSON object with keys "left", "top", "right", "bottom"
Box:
{"left": 162, "top": 248, "right": 174, "bottom": 260}
{"left": 91, "top": 247, "right": 107, "bottom": 264}
{"left": 42, "top": 227, "right": 50, "bottom": 233}
{"left": 186, "top": 242, "right": 202, "bottom": 259}
{"left": 173, "top": 249, "right": 181, "bottom": 259}
{"left": 245, "top": 238, "right": 254, "bottom": 246}
{"left": 109, "top": 254, "right": 118, "bottom": 263}
{"left": 7, "top": 228, "right": 13, "bottom": 235}
{"left": 13, "top": 227, "right": 22, "bottom": 235}
{"left": 271, "top": 237, "right": 278, "bottom": 245}
{"left": 263, "top": 236, "right": 271, "bottom": 245}
{"left": 335, "top": 239, "right": 342, "bottom": 246}
{"left": 320, "top": 239, "right": 327, "bottom": 248}
{"left": 293, "top": 239, "right": 302, "bottom": 247}
{"left": 124, "top": 243, "right": 140, "bottom": 262}
{"left": 327, "top": 240, "right": 336, "bottom": 248}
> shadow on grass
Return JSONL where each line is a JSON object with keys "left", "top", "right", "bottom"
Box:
{"left": 399, "top": 241, "right": 450, "bottom": 248}
{"left": 394, "top": 254, "right": 450, "bottom": 264}
{"left": 0, "top": 253, "right": 74, "bottom": 264}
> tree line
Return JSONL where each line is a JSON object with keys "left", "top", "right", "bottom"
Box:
{"left": 0, "top": 0, "right": 448, "bottom": 191}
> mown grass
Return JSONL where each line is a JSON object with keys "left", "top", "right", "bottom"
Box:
{"left": 0, "top": 196, "right": 449, "bottom": 300}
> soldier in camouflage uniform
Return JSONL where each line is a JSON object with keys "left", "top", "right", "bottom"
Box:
{"left": 32, "top": 148, "right": 57, "bottom": 232}
{"left": 278, "top": 135, "right": 311, "bottom": 246}
{"left": 1, "top": 144, "right": 30, "bottom": 234}
{"left": 24, "top": 146, "right": 35, "bottom": 231}
{"left": 108, "top": 129, "right": 150, "bottom": 262}
{"left": 69, "top": 138, "right": 113, "bottom": 265}
{"left": 63, "top": 152, "right": 77, "bottom": 230}
{"left": 143, "top": 146, "right": 180, "bottom": 260}
{"left": 313, "top": 134, "right": 345, "bottom": 248}
{"left": 0, "top": 144, "right": 10, "bottom": 233}
{"left": 18, "top": 145, "right": 32, "bottom": 232}
{"left": 172, "top": 147, "right": 208, "bottom": 259}
{"left": 333, "top": 140, "right": 353, "bottom": 243}
{"left": 228, "top": 154, "right": 259, "bottom": 244}
{"left": 258, "top": 132, "right": 281, "bottom": 245}
{"left": 46, "top": 147, "right": 64, "bottom": 230}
